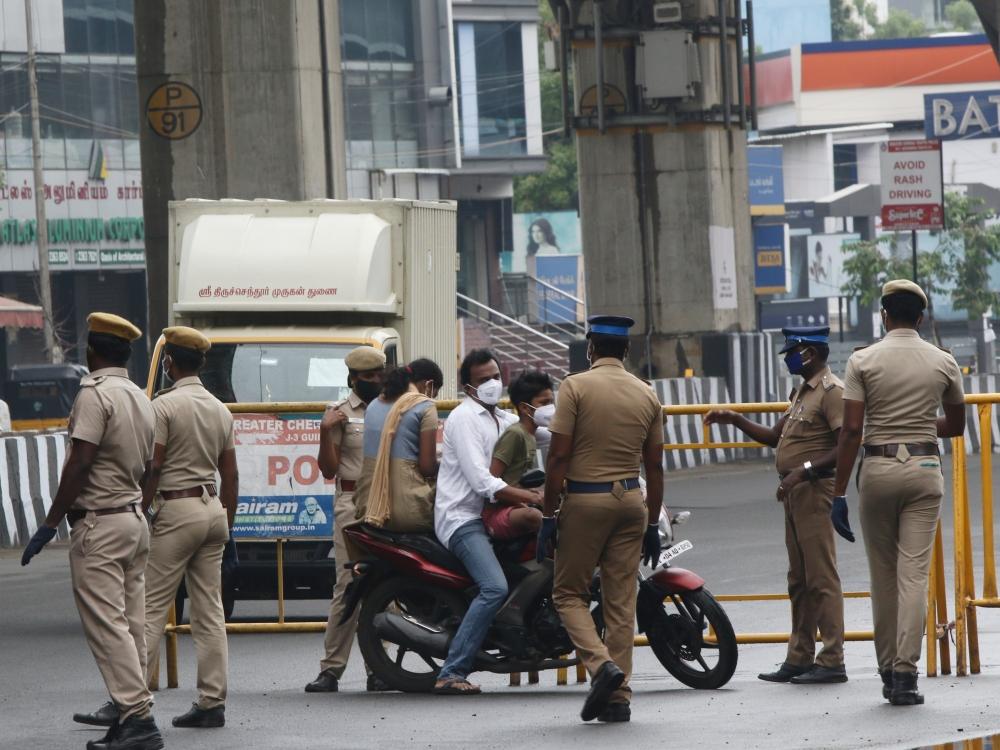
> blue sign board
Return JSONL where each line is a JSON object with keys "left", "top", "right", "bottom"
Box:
{"left": 753, "top": 223, "right": 787, "bottom": 295}
{"left": 924, "top": 89, "right": 1000, "bottom": 140}
{"left": 535, "top": 255, "right": 581, "bottom": 325}
{"left": 748, "top": 145, "right": 784, "bottom": 215}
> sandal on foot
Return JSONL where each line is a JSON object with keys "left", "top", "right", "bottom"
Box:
{"left": 433, "top": 678, "right": 481, "bottom": 695}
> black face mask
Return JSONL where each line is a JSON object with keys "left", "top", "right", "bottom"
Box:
{"left": 354, "top": 379, "right": 382, "bottom": 403}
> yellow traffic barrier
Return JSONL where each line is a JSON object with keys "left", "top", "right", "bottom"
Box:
{"left": 164, "top": 392, "right": 997, "bottom": 689}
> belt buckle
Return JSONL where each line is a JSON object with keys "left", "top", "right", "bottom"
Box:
{"left": 611, "top": 482, "right": 625, "bottom": 500}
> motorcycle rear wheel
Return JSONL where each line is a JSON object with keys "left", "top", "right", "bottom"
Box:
{"left": 646, "top": 588, "right": 738, "bottom": 690}
{"left": 357, "top": 577, "right": 468, "bottom": 693}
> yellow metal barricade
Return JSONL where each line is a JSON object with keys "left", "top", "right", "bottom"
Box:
{"left": 164, "top": 394, "right": 991, "bottom": 688}
{"left": 950, "top": 394, "right": 1000, "bottom": 677}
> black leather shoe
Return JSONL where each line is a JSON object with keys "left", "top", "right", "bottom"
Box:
{"left": 86, "top": 715, "right": 163, "bottom": 750}
{"left": 757, "top": 663, "right": 811, "bottom": 683}
{"left": 597, "top": 702, "right": 631, "bottom": 723}
{"left": 172, "top": 702, "right": 225, "bottom": 728}
{"left": 581, "top": 661, "right": 625, "bottom": 722}
{"left": 790, "top": 665, "right": 848, "bottom": 684}
{"left": 366, "top": 674, "right": 391, "bottom": 692}
{"left": 305, "top": 669, "right": 339, "bottom": 693}
{"left": 890, "top": 671, "right": 925, "bottom": 706}
{"left": 74, "top": 701, "right": 120, "bottom": 727}
{"left": 879, "top": 669, "right": 893, "bottom": 700}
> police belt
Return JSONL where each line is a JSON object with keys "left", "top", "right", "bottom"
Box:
{"left": 566, "top": 478, "right": 641, "bottom": 494}
{"left": 779, "top": 469, "right": 835, "bottom": 480}
{"left": 863, "top": 443, "right": 939, "bottom": 458}
{"left": 67, "top": 502, "right": 139, "bottom": 527}
{"left": 161, "top": 484, "right": 218, "bottom": 500}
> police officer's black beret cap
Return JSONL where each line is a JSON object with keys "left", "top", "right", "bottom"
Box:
{"left": 586, "top": 315, "right": 635, "bottom": 338}
{"left": 779, "top": 325, "right": 830, "bottom": 354}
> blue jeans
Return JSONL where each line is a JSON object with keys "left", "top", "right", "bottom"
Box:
{"left": 438, "top": 519, "right": 508, "bottom": 681}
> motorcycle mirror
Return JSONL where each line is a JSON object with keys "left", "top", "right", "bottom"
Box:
{"left": 671, "top": 511, "right": 691, "bottom": 526}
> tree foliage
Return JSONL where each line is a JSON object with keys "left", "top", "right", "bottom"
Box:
{"left": 945, "top": 0, "right": 982, "bottom": 32}
{"left": 841, "top": 193, "right": 1000, "bottom": 322}
{"left": 513, "top": 1, "right": 579, "bottom": 214}
{"left": 873, "top": 8, "right": 927, "bottom": 38}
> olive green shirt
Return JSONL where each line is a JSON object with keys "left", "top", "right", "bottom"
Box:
{"left": 492, "top": 422, "right": 537, "bottom": 486}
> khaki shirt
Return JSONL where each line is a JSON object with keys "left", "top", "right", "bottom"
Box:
{"left": 69, "top": 367, "right": 154, "bottom": 510}
{"left": 844, "top": 328, "right": 965, "bottom": 445}
{"left": 328, "top": 390, "right": 366, "bottom": 487}
{"left": 549, "top": 358, "right": 664, "bottom": 482}
{"left": 153, "top": 376, "right": 235, "bottom": 491}
{"left": 775, "top": 366, "right": 844, "bottom": 474}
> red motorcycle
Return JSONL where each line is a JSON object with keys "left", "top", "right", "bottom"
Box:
{"left": 340, "top": 510, "right": 737, "bottom": 693}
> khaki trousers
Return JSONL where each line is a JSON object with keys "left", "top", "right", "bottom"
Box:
{"left": 553, "top": 488, "right": 646, "bottom": 704}
{"left": 859, "top": 456, "right": 943, "bottom": 673}
{"left": 319, "top": 490, "right": 369, "bottom": 676}
{"left": 783, "top": 478, "right": 845, "bottom": 668}
{"left": 69, "top": 507, "right": 153, "bottom": 721}
{"left": 144, "top": 495, "right": 230, "bottom": 709}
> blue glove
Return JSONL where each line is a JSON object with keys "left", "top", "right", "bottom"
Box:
{"left": 21, "top": 525, "right": 57, "bottom": 566}
{"left": 642, "top": 523, "right": 661, "bottom": 567}
{"left": 221, "top": 538, "right": 238, "bottom": 578}
{"left": 535, "top": 516, "right": 557, "bottom": 563}
{"left": 831, "top": 496, "right": 855, "bottom": 543}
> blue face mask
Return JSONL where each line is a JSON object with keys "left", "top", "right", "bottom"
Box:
{"left": 784, "top": 349, "right": 811, "bottom": 375}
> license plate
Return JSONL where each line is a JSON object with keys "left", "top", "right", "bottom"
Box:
{"left": 659, "top": 539, "right": 693, "bottom": 566}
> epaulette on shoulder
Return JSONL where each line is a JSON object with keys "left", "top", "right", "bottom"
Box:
{"left": 853, "top": 344, "right": 870, "bottom": 352}
{"left": 821, "top": 373, "right": 841, "bottom": 392}
{"left": 81, "top": 374, "right": 105, "bottom": 388}
{"left": 787, "top": 387, "right": 798, "bottom": 401}
{"left": 152, "top": 386, "right": 175, "bottom": 399}
{"left": 936, "top": 345, "right": 953, "bottom": 354}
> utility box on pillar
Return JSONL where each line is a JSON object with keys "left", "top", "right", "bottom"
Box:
{"left": 554, "top": 0, "right": 755, "bottom": 378}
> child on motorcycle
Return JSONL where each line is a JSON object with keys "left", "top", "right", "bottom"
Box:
{"left": 482, "top": 370, "right": 554, "bottom": 540}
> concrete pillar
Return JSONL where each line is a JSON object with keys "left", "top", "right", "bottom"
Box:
{"left": 135, "top": 0, "right": 347, "bottom": 339}
{"left": 570, "top": 0, "right": 755, "bottom": 378}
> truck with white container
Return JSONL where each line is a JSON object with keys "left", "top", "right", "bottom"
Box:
{"left": 145, "top": 199, "right": 457, "bottom": 618}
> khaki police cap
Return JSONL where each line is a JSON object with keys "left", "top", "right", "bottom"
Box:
{"left": 345, "top": 345, "right": 386, "bottom": 372}
{"left": 163, "top": 326, "right": 211, "bottom": 353}
{"left": 882, "top": 279, "right": 928, "bottom": 309}
{"left": 87, "top": 312, "right": 142, "bottom": 342}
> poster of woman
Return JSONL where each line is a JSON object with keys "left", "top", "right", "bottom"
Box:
{"left": 508, "top": 210, "right": 582, "bottom": 273}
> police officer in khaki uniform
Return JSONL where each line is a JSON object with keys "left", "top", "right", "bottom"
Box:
{"left": 706, "top": 326, "right": 847, "bottom": 685}
{"left": 833, "top": 280, "right": 966, "bottom": 706}
{"left": 21, "top": 313, "right": 162, "bottom": 750}
{"left": 140, "top": 326, "right": 238, "bottom": 728}
{"left": 539, "top": 315, "right": 665, "bottom": 723}
{"left": 306, "top": 345, "right": 387, "bottom": 693}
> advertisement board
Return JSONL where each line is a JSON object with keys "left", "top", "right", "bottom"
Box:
{"left": 878, "top": 140, "right": 944, "bottom": 231}
{"left": 509, "top": 210, "right": 582, "bottom": 274}
{"left": 748, "top": 145, "right": 785, "bottom": 216}
{"left": 925, "top": 89, "right": 1000, "bottom": 141}
{"left": 753, "top": 223, "right": 788, "bottom": 294}
{"left": 534, "top": 255, "right": 582, "bottom": 324}
{"left": 806, "top": 233, "right": 860, "bottom": 298}
{"left": 230, "top": 413, "right": 335, "bottom": 539}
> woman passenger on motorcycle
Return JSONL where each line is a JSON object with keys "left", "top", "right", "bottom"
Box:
{"left": 353, "top": 358, "right": 443, "bottom": 533}
{"left": 483, "top": 369, "right": 553, "bottom": 539}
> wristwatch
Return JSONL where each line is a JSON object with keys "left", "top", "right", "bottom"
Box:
{"left": 803, "top": 461, "right": 817, "bottom": 481}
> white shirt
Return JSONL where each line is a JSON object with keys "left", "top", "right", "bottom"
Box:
{"left": 434, "top": 397, "right": 517, "bottom": 546}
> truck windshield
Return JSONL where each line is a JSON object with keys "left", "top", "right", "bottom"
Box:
{"left": 161, "top": 343, "right": 358, "bottom": 403}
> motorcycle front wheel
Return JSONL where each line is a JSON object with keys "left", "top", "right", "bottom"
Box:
{"left": 646, "top": 588, "right": 738, "bottom": 690}
{"left": 356, "top": 577, "right": 467, "bottom": 693}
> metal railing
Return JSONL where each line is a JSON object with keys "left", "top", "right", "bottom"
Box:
{"left": 457, "top": 292, "right": 570, "bottom": 379}
{"left": 499, "top": 273, "right": 587, "bottom": 338}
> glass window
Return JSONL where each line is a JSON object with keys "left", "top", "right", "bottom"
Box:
{"left": 116, "top": 0, "right": 135, "bottom": 56}
{"left": 87, "top": 0, "right": 119, "bottom": 55}
{"left": 162, "top": 343, "right": 359, "bottom": 403}
{"left": 89, "top": 67, "right": 119, "bottom": 134}
{"left": 118, "top": 67, "right": 138, "bottom": 135}
{"left": 63, "top": 0, "right": 89, "bottom": 54}
{"left": 455, "top": 22, "right": 527, "bottom": 157}
{"left": 833, "top": 144, "right": 858, "bottom": 192}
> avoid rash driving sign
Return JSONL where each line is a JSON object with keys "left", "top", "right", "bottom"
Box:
{"left": 879, "top": 140, "right": 944, "bottom": 231}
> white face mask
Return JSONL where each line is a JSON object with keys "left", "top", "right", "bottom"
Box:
{"left": 472, "top": 378, "right": 503, "bottom": 406}
{"left": 531, "top": 403, "right": 556, "bottom": 427}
